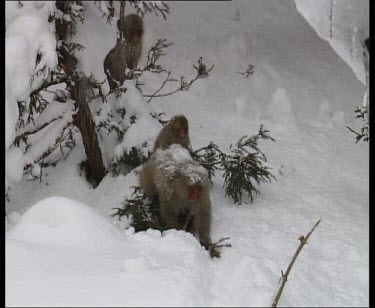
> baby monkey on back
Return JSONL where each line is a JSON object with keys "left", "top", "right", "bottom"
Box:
{"left": 153, "top": 114, "right": 192, "bottom": 152}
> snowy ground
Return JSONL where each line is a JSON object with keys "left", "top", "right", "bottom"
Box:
{"left": 6, "top": 1, "right": 368, "bottom": 307}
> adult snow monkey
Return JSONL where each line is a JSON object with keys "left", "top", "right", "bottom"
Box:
{"left": 139, "top": 145, "right": 220, "bottom": 257}
{"left": 153, "top": 114, "right": 192, "bottom": 152}
{"left": 104, "top": 14, "right": 143, "bottom": 90}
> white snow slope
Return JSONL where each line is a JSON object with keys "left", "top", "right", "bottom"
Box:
{"left": 6, "top": 1, "right": 368, "bottom": 307}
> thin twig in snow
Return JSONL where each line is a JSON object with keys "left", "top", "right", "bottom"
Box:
{"left": 272, "top": 219, "right": 321, "bottom": 307}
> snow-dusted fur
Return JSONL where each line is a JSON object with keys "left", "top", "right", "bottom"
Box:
{"left": 139, "top": 144, "right": 212, "bottom": 246}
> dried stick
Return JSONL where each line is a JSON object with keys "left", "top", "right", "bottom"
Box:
{"left": 272, "top": 219, "right": 321, "bottom": 307}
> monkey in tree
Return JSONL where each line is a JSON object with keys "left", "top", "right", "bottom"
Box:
{"left": 118, "top": 13, "right": 144, "bottom": 70}
{"left": 104, "top": 14, "right": 143, "bottom": 90}
{"left": 153, "top": 114, "right": 192, "bottom": 152}
{"left": 139, "top": 144, "right": 219, "bottom": 257}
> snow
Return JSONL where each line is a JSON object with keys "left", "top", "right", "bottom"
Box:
{"left": 92, "top": 79, "right": 162, "bottom": 164}
{"left": 22, "top": 108, "right": 73, "bottom": 165}
{"left": 5, "top": 0, "right": 58, "bottom": 187}
{"left": 74, "top": 1, "right": 118, "bottom": 86}
{"left": 16, "top": 98, "right": 75, "bottom": 140}
{"left": 294, "top": 0, "right": 369, "bottom": 85}
{"left": 119, "top": 115, "right": 161, "bottom": 155}
{"left": 5, "top": 147, "right": 24, "bottom": 184}
{"left": 6, "top": 4, "right": 57, "bottom": 87}
{"left": 156, "top": 144, "right": 193, "bottom": 162}
{"left": 5, "top": 74, "right": 18, "bottom": 151}
{"left": 265, "top": 87, "right": 296, "bottom": 128}
{"left": 7, "top": 196, "right": 123, "bottom": 247}
{"left": 5, "top": 35, "right": 35, "bottom": 102}
{"left": 5, "top": 1, "right": 55, "bottom": 29}
{"left": 153, "top": 144, "right": 209, "bottom": 187}
{"left": 6, "top": 1, "right": 368, "bottom": 307}
{"left": 6, "top": 196, "right": 211, "bottom": 306}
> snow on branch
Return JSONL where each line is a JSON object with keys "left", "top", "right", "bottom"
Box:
{"left": 192, "top": 125, "right": 276, "bottom": 204}
{"left": 112, "top": 186, "right": 161, "bottom": 232}
{"left": 6, "top": 1, "right": 60, "bottom": 190}
{"left": 129, "top": 1, "right": 170, "bottom": 20}
{"left": 15, "top": 99, "right": 75, "bottom": 145}
{"left": 94, "top": 1, "right": 115, "bottom": 24}
{"left": 191, "top": 142, "right": 224, "bottom": 182}
{"left": 54, "top": 1, "right": 84, "bottom": 38}
{"left": 346, "top": 105, "right": 369, "bottom": 143}
{"left": 22, "top": 106, "right": 75, "bottom": 166}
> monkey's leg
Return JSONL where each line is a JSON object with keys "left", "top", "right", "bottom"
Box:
{"left": 178, "top": 210, "right": 196, "bottom": 235}
{"left": 194, "top": 205, "right": 212, "bottom": 249}
{"left": 159, "top": 202, "right": 180, "bottom": 230}
{"left": 194, "top": 203, "right": 221, "bottom": 258}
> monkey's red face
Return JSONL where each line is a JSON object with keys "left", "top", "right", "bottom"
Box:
{"left": 175, "top": 123, "right": 188, "bottom": 139}
{"left": 179, "top": 127, "right": 188, "bottom": 139}
{"left": 188, "top": 184, "right": 202, "bottom": 201}
{"left": 132, "top": 30, "right": 143, "bottom": 43}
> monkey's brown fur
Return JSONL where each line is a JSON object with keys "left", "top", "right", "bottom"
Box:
{"left": 139, "top": 145, "right": 213, "bottom": 249}
{"left": 153, "top": 115, "right": 191, "bottom": 152}
{"left": 103, "top": 14, "right": 143, "bottom": 90}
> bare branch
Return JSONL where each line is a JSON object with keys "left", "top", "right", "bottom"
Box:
{"left": 237, "top": 64, "right": 255, "bottom": 78}
{"left": 29, "top": 78, "right": 68, "bottom": 98}
{"left": 143, "top": 38, "right": 172, "bottom": 72}
{"left": 146, "top": 71, "right": 171, "bottom": 103}
{"left": 272, "top": 219, "right": 321, "bottom": 307}
{"left": 143, "top": 57, "right": 213, "bottom": 101}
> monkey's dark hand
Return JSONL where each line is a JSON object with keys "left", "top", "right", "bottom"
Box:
{"left": 206, "top": 237, "right": 232, "bottom": 258}
{"left": 200, "top": 241, "right": 221, "bottom": 258}
{"left": 132, "top": 69, "right": 143, "bottom": 78}
{"left": 125, "top": 68, "right": 134, "bottom": 80}
{"left": 209, "top": 246, "right": 221, "bottom": 258}
{"left": 125, "top": 68, "right": 142, "bottom": 80}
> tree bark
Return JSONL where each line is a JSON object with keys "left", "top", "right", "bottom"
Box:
{"left": 72, "top": 76, "right": 106, "bottom": 186}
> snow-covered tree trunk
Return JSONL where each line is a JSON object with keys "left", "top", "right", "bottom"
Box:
{"left": 72, "top": 76, "right": 106, "bottom": 186}
{"left": 56, "top": 0, "right": 107, "bottom": 185}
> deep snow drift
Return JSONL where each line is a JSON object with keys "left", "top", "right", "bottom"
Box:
{"left": 6, "top": 1, "right": 368, "bottom": 307}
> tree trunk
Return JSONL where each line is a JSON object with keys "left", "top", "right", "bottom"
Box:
{"left": 72, "top": 76, "right": 106, "bottom": 186}
{"left": 55, "top": 1, "right": 106, "bottom": 187}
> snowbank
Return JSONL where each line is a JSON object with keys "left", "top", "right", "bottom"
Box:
{"left": 6, "top": 196, "right": 212, "bottom": 307}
